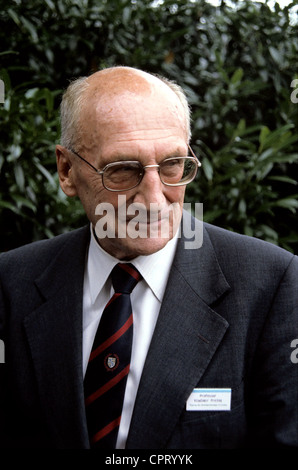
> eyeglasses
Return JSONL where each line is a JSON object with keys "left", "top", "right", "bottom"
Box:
{"left": 68, "top": 146, "right": 201, "bottom": 192}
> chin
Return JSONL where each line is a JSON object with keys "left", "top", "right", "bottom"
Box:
{"left": 104, "top": 237, "right": 173, "bottom": 260}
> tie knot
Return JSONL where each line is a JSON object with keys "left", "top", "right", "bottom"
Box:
{"left": 111, "top": 263, "right": 142, "bottom": 294}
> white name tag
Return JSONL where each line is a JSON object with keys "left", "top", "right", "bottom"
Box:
{"left": 186, "top": 388, "right": 231, "bottom": 411}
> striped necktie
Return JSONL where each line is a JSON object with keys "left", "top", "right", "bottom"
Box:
{"left": 84, "top": 263, "right": 142, "bottom": 448}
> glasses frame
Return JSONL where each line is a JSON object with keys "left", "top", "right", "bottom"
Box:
{"left": 68, "top": 145, "right": 201, "bottom": 192}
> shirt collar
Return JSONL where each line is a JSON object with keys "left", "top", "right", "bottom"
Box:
{"left": 87, "top": 224, "right": 178, "bottom": 304}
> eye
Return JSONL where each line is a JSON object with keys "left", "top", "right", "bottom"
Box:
{"left": 105, "top": 162, "right": 142, "bottom": 183}
{"left": 161, "top": 159, "right": 184, "bottom": 174}
{"left": 113, "top": 165, "right": 134, "bottom": 174}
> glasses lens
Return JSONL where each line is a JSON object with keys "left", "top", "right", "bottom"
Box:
{"left": 103, "top": 162, "right": 143, "bottom": 191}
{"left": 160, "top": 157, "right": 198, "bottom": 185}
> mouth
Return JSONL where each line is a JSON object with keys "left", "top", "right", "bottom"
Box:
{"left": 124, "top": 212, "right": 166, "bottom": 225}
{"left": 94, "top": 199, "right": 182, "bottom": 241}
{"left": 118, "top": 202, "right": 181, "bottom": 224}
{"left": 116, "top": 202, "right": 181, "bottom": 239}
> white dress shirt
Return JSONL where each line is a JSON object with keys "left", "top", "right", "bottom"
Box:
{"left": 82, "top": 225, "right": 178, "bottom": 448}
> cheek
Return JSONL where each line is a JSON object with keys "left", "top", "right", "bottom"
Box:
{"left": 73, "top": 171, "right": 107, "bottom": 217}
{"left": 165, "top": 186, "right": 185, "bottom": 206}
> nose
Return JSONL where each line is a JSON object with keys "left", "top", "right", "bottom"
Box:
{"left": 132, "top": 166, "right": 166, "bottom": 207}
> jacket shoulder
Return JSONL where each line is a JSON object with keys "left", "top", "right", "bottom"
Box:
{"left": 0, "top": 226, "right": 90, "bottom": 279}
{"left": 203, "top": 222, "right": 297, "bottom": 272}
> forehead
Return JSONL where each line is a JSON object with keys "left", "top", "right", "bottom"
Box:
{"left": 78, "top": 72, "right": 187, "bottom": 152}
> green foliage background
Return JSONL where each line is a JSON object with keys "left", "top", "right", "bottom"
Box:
{"left": 0, "top": 0, "right": 297, "bottom": 252}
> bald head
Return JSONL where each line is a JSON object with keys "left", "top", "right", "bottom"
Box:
{"left": 59, "top": 66, "right": 191, "bottom": 150}
{"left": 85, "top": 67, "right": 155, "bottom": 96}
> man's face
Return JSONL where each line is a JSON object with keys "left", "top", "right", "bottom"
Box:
{"left": 57, "top": 74, "right": 188, "bottom": 260}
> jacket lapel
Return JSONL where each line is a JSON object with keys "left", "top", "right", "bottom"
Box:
{"left": 23, "top": 226, "right": 90, "bottom": 448}
{"left": 126, "top": 220, "right": 231, "bottom": 449}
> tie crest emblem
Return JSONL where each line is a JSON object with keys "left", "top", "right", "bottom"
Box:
{"left": 105, "top": 353, "right": 119, "bottom": 371}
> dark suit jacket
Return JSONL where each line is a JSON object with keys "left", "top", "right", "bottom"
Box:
{"left": 0, "top": 216, "right": 297, "bottom": 448}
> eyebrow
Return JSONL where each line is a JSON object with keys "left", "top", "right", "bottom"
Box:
{"left": 101, "top": 146, "right": 188, "bottom": 164}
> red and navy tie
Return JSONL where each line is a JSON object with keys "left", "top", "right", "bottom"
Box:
{"left": 84, "top": 263, "right": 142, "bottom": 448}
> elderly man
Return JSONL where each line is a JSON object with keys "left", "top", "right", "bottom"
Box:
{"left": 0, "top": 67, "right": 297, "bottom": 449}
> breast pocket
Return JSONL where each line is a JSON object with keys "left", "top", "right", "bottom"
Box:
{"left": 166, "top": 379, "right": 247, "bottom": 449}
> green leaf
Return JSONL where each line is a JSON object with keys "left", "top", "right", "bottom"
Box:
{"left": 258, "top": 224, "right": 279, "bottom": 241}
{"left": 19, "top": 16, "right": 38, "bottom": 43}
{"left": 0, "top": 200, "right": 20, "bottom": 214}
{"left": 238, "top": 199, "right": 247, "bottom": 215}
{"left": 275, "top": 197, "right": 298, "bottom": 212}
{"left": 269, "top": 46, "right": 282, "bottom": 63}
{"left": 259, "top": 126, "right": 270, "bottom": 149}
{"left": 7, "top": 8, "right": 20, "bottom": 26}
{"left": 11, "top": 194, "right": 37, "bottom": 213}
{"left": 201, "top": 157, "right": 213, "bottom": 182}
{"left": 14, "top": 163, "right": 25, "bottom": 191}
{"left": 7, "top": 145, "right": 22, "bottom": 162}
{"left": 230, "top": 68, "right": 244, "bottom": 85}
{"left": 34, "top": 162, "right": 57, "bottom": 189}
{"left": 268, "top": 176, "right": 297, "bottom": 185}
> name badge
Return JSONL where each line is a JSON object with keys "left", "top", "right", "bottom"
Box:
{"left": 186, "top": 388, "right": 231, "bottom": 411}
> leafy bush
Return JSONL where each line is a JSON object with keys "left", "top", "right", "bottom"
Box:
{"left": 0, "top": 72, "right": 88, "bottom": 250}
{"left": 0, "top": 0, "right": 297, "bottom": 252}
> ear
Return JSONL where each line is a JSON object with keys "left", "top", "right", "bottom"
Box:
{"left": 56, "top": 145, "right": 78, "bottom": 197}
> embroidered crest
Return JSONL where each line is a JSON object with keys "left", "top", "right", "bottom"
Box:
{"left": 104, "top": 353, "right": 119, "bottom": 371}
